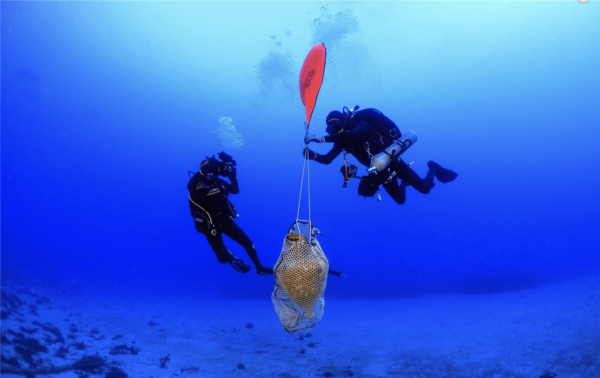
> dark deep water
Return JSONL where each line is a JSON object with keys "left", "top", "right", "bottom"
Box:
{"left": 2, "top": 2, "right": 599, "bottom": 301}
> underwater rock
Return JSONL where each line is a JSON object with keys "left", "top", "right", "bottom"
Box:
{"left": 159, "top": 353, "right": 170, "bottom": 368}
{"left": 32, "top": 320, "right": 65, "bottom": 343}
{"left": 12, "top": 337, "right": 48, "bottom": 367}
{"left": 285, "top": 30, "right": 291, "bottom": 36}
{"left": 19, "top": 326, "right": 38, "bottom": 335}
{"left": 270, "top": 34, "right": 276, "bottom": 39}
{"left": 55, "top": 345, "right": 69, "bottom": 359}
{"left": 104, "top": 366, "right": 129, "bottom": 378}
{"left": 12, "top": 336, "right": 48, "bottom": 353}
{"left": 1, "top": 333, "right": 11, "bottom": 345}
{"left": 1, "top": 354, "right": 21, "bottom": 368}
{"left": 1, "top": 353, "right": 106, "bottom": 376}
{"left": 109, "top": 344, "right": 139, "bottom": 355}
{"left": 35, "top": 296, "right": 51, "bottom": 305}
{"left": 105, "top": 366, "right": 129, "bottom": 378}
{"left": 2, "top": 292, "right": 25, "bottom": 310}
{"left": 28, "top": 304, "right": 39, "bottom": 316}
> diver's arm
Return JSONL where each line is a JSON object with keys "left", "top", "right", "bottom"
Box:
{"left": 219, "top": 173, "right": 239, "bottom": 195}
{"left": 323, "top": 122, "right": 371, "bottom": 145}
{"left": 227, "top": 177, "right": 240, "bottom": 195}
{"left": 314, "top": 144, "right": 343, "bottom": 165}
{"left": 220, "top": 179, "right": 239, "bottom": 195}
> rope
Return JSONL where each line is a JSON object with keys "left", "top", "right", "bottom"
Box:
{"left": 296, "top": 147, "right": 307, "bottom": 223}
{"left": 296, "top": 122, "right": 312, "bottom": 230}
{"left": 307, "top": 146, "right": 311, "bottom": 229}
{"left": 306, "top": 122, "right": 311, "bottom": 228}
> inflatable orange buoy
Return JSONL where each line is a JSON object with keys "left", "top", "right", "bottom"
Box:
{"left": 299, "top": 43, "right": 326, "bottom": 127}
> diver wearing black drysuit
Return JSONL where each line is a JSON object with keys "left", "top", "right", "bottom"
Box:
{"left": 304, "top": 109, "right": 457, "bottom": 204}
{"left": 188, "top": 154, "right": 273, "bottom": 276}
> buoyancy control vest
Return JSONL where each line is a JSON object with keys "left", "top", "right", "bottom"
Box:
{"left": 341, "top": 107, "right": 417, "bottom": 179}
{"left": 348, "top": 108, "right": 402, "bottom": 147}
{"left": 187, "top": 173, "right": 237, "bottom": 234}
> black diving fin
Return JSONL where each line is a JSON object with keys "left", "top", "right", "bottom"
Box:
{"left": 229, "top": 256, "right": 251, "bottom": 274}
{"left": 428, "top": 161, "right": 458, "bottom": 183}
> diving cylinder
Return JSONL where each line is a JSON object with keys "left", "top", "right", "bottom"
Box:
{"left": 368, "top": 131, "right": 418, "bottom": 174}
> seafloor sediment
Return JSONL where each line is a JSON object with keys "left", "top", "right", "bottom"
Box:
{"left": 1, "top": 275, "right": 599, "bottom": 378}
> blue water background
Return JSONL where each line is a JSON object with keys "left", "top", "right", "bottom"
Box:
{"left": 2, "top": 2, "right": 599, "bottom": 300}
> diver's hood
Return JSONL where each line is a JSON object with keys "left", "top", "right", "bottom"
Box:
{"left": 325, "top": 110, "right": 346, "bottom": 135}
{"left": 199, "top": 157, "right": 219, "bottom": 180}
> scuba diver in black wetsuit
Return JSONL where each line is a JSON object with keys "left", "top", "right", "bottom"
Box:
{"left": 187, "top": 152, "right": 273, "bottom": 276}
{"left": 303, "top": 107, "right": 458, "bottom": 205}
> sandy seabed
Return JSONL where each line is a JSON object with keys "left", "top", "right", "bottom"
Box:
{"left": 1, "top": 275, "right": 599, "bottom": 378}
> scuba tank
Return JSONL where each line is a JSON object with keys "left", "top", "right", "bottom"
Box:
{"left": 367, "top": 131, "right": 418, "bottom": 174}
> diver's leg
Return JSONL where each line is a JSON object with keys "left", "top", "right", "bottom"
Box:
{"left": 222, "top": 221, "right": 272, "bottom": 275}
{"left": 382, "top": 177, "right": 407, "bottom": 205}
{"left": 396, "top": 160, "right": 433, "bottom": 195}
{"left": 204, "top": 231, "right": 230, "bottom": 264}
{"left": 358, "top": 175, "right": 379, "bottom": 197}
{"left": 205, "top": 229, "right": 250, "bottom": 273}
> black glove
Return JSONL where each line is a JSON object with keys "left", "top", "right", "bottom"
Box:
{"left": 302, "top": 148, "right": 317, "bottom": 160}
{"left": 228, "top": 166, "right": 237, "bottom": 178}
{"left": 221, "top": 166, "right": 236, "bottom": 178}
{"left": 304, "top": 134, "right": 324, "bottom": 144}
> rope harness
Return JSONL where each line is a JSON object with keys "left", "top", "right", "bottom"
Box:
{"left": 295, "top": 143, "right": 312, "bottom": 229}
{"left": 272, "top": 123, "right": 329, "bottom": 333}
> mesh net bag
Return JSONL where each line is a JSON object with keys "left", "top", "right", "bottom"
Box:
{"left": 272, "top": 221, "right": 329, "bottom": 333}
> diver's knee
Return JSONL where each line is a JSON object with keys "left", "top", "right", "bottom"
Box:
{"left": 414, "top": 182, "right": 432, "bottom": 194}
{"left": 392, "top": 195, "right": 406, "bottom": 205}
